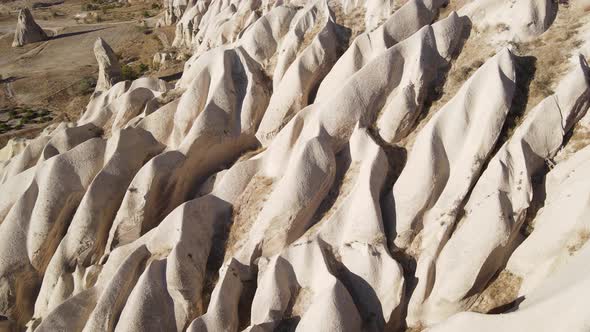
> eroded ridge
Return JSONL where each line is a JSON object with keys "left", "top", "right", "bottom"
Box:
{"left": 1, "top": 0, "right": 590, "bottom": 331}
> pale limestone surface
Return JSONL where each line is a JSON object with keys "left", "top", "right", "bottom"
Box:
{"left": 0, "top": 0, "right": 589, "bottom": 331}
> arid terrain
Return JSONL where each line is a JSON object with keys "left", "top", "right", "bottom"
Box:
{"left": 1, "top": 0, "right": 590, "bottom": 331}
{"left": 0, "top": 0, "right": 180, "bottom": 146}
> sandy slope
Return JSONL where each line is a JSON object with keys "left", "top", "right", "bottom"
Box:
{"left": 1, "top": 0, "right": 590, "bottom": 331}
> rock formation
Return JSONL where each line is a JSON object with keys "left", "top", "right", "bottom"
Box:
{"left": 2, "top": 0, "right": 590, "bottom": 331}
{"left": 93, "top": 38, "right": 122, "bottom": 92}
{"left": 12, "top": 8, "right": 48, "bottom": 47}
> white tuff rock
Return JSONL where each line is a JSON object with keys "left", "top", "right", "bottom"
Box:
{"left": 1, "top": 0, "right": 589, "bottom": 331}
{"left": 94, "top": 37, "right": 122, "bottom": 92}
{"left": 12, "top": 8, "right": 48, "bottom": 47}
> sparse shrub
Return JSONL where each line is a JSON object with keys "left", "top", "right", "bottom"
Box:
{"left": 121, "top": 64, "right": 139, "bottom": 81}
{"left": 471, "top": 60, "right": 485, "bottom": 70}
{"left": 151, "top": 3, "right": 160, "bottom": 9}
{"left": 121, "top": 62, "right": 149, "bottom": 81}
{"left": 142, "top": 10, "right": 152, "bottom": 18}
{"left": 456, "top": 59, "right": 485, "bottom": 80}
{"left": 77, "top": 76, "right": 97, "bottom": 95}
{"left": 82, "top": 3, "right": 99, "bottom": 11}
{"left": 136, "top": 25, "right": 152, "bottom": 35}
{"left": 81, "top": 11, "right": 103, "bottom": 23}
{"left": 101, "top": 2, "right": 123, "bottom": 10}
{"left": 22, "top": 110, "right": 35, "bottom": 121}
{"left": 138, "top": 62, "right": 149, "bottom": 74}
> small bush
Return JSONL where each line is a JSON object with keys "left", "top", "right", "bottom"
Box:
{"left": 151, "top": 3, "right": 160, "bottom": 9}
{"left": 22, "top": 110, "right": 35, "bottom": 121}
{"left": 121, "top": 62, "right": 149, "bottom": 81}
{"left": 136, "top": 25, "right": 152, "bottom": 35}
{"left": 77, "top": 76, "right": 97, "bottom": 95}
{"left": 142, "top": 10, "right": 152, "bottom": 18}
{"left": 82, "top": 3, "right": 99, "bottom": 11}
{"left": 138, "top": 62, "right": 149, "bottom": 74}
{"left": 101, "top": 2, "right": 123, "bottom": 10}
{"left": 121, "top": 64, "right": 139, "bottom": 81}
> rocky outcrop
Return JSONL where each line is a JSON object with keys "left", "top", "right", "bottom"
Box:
{"left": 422, "top": 55, "right": 590, "bottom": 327}
{"left": 460, "top": 0, "right": 558, "bottom": 42}
{"left": 2, "top": 0, "right": 590, "bottom": 331}
{"left": 158, "top": 0, "right": 194, "bottom": 26}
{"left": 12, "top": 8, "right": 48, "bottom": 47}
{"left": 171, "top": 0, "right": 211, "bottom": 47}
{"left": 93, "top": 38, "right": 122, "bottom": 92}
{"left": 152, "top": 52, "right": 173, "bottom": 69}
